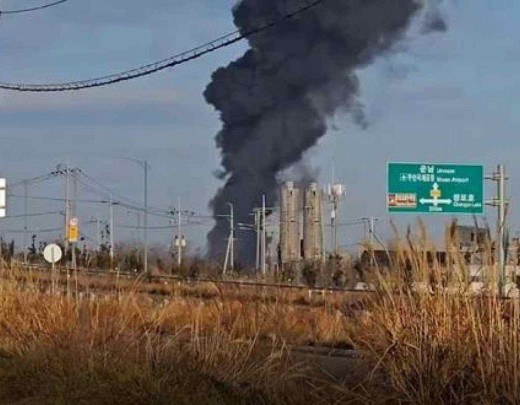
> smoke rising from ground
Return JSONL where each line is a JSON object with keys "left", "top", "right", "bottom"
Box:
{"left": 205, "top": 0, "right": 441, "bottom": 263}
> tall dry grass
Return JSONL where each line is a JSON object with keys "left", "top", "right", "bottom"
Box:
{"left": 350, "top": 222, "right": 520, "bottom": 404}
{"left": 4, "top": 221, "right": 520, "bottom": 404}
{"left": 0, "top": 268, "right": 354, "bottom": 404}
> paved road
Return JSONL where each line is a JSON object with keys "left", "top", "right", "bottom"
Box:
{"left": 289, "top": 347, "right": 369, "bottom": 383}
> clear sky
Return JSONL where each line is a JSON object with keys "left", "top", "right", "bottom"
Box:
{"left": 0, "top": 0, "right": 518, "bottom": 255}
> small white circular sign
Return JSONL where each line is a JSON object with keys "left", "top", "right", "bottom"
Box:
{"left": 43, "top": 244, "right": 63, "bottom": 264}
{"left": 69, "top": 217, "right": 78, "bottom": 227}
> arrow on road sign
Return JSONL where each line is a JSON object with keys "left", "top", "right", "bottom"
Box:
{"left": 420, "top": 198, "right": 453, "bottom": 206}
{"left": 420, "top": 182, "right": 452, "bottom": 206}
{"left": 430, "top": 183, "right": 441, "bottom": 198}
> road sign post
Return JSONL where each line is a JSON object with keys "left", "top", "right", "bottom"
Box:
{"left": 68, "top": 217, "right": 79, "bottom": 272}
{"left": 44, "top": 244, "right": 63, "bottom": 295}
{"left": 387, "top": 163, "right": 484, "bottom": 215}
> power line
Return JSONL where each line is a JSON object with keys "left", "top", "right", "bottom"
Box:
{"left": 9, "top": 171, "right": 61, "bottom": 188}
{"left": 79, "top": 171, "right": 170, "bottom": 214}
{"left": 2, "top": 227, "right": 62, "bottom": 234}
{"left": 79, "top": 171, "right": 143, "bottom": 209}
{"left": 1, "top": 0, "right": 70, "bottom": 15}
{"left": 8, "top": 193, "right": 108, "bottom": 204}
{"left": 0, "top": 0, "right": 324, "bottom": 92}
{"left": 2, "top": 210, "right": 63, "bottom": 219}
{"left": 6, "top": 193, "right": 202, "bottom": 221}
{"left": 116, "top": 221, "right": 211, "bottom": 230}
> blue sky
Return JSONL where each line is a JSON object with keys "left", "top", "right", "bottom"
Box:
{"left": 0, "top": 0, "right": 518, "bottom": 254}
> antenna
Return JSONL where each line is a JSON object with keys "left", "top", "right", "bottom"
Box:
{"left": 327, "top": 182, "right": 346, "bottom": 256}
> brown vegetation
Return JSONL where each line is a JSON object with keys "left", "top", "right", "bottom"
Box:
{"left": 0, "top": 269, "right": 354, "bottom": 404}
{"left": 0, "top": 224, "right": 519, "bottom": 403}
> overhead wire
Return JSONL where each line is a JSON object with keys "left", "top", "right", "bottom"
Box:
{"left": 9, "top": 171, "right": 61, "bottom": 188}
{"left": 0, "top": 0, "right": 69, "bottom": 15}
{"left": 2, "top": 227, "right": 62, "bottom": 234}
{"left": 0, "top": 0, "right": 324, "bottom": 92}
{"left": 79, "top": 171, "right": 145, "bottom": 209}
{"left": 7, "top": 193, "right": 198, "bottom": 220}
{"left": 2, "top": 210, "right": 63, "bottom": 219}
{"left": 77, "top": 172, "right": 210, "bottom": 219}
{"left": 75, "top": 178, "right": 173, "bottom": 218}
{"left": 79, "top": 171, "right": 178, "bottom": 214}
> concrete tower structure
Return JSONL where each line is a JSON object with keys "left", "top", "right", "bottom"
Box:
{"left": 303, "top": 183, "right": 324, "bottom": 261}
{"left": 280, "top": 182, "right": 301, "bottom": 264}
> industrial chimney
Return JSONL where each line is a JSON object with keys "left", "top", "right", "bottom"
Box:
{"left": 303, "top": 183, "right": 324, "bottom": 261}
{"left": 280, "top": 182, "right": 302, "bottom": 264}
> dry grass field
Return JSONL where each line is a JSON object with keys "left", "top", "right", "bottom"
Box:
{"left": 0, "top": 268, "right": 358, "bottom": 404}
{"left": 0, "top": 229, "right": 519, "bottom": 404}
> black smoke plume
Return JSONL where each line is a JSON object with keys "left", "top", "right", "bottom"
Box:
{"left": 205, "top": 0, "right": 435, "bottom": 263}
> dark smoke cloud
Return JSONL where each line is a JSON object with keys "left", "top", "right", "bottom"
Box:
{"left": 422, "top": 11, "right": 448, "bottom": 33}
{"left": 205, "top": 0, "right": 434, "bottom": 263}
{"left": 278, "top": 159, "right": 321, "bottom": 188}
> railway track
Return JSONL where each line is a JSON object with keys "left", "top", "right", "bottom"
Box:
{"left": 16, "top": 263, "right": 373, "bottom": 295}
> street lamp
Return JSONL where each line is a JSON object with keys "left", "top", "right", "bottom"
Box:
{"left": 121, "top": 157, "right": 149, "bottom": 275}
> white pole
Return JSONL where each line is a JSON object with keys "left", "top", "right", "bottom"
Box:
{"left": 262, "top": 195, "right": 267, "bottom": 276}
{"left": 334, "top": 197, "right": 338, "bottom": 257}
{"left": 223, "top": 235, "right": 230, "bottom": 275}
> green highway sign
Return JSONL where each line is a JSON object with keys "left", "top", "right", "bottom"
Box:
{"left": 387, "top": 163, "right": 484, "bottom": 215}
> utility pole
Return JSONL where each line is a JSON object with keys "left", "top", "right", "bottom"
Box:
{"left": 96, "top": 217, "right": 101, "bottom": 251}
{"left": 255, "top": 209, "right": 260, "bottom": 271}
{"left": 63, "top": 163, "right": 70, "bottom": 260}
{"left": 109, "top": 194, "right": 114, "bottom": 270}
{"left": 71, "top": 169, "right": 78, "bottom": 271}
{"left": 486, "top": 164, "right": 508, "bottom": 297}
{"left": 23, "top": 180, "right": 28, "bottom": 264}
{"left": 136, "top": 212, "right": 141, "bottom": 246}
{"left": 370, "top": 217, "right": 375, "bottom": 253}
{"left": 144, "top": 160, "right": 148, "bottom": 275}
{"left": 262, "top": 195, "right": 267, "bottom": 276}
{"left": 363, "top": 217, "right": 378, "bottom": 266}
{"left": 177, "top": 197, "right": 182, "bottom": 267}
{"left": 498, "top": 164, "right": 507, "bottom": 296}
